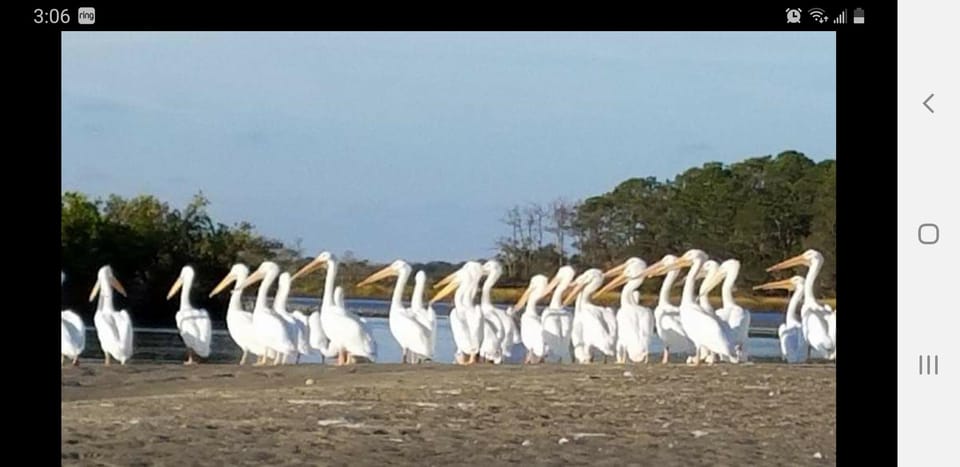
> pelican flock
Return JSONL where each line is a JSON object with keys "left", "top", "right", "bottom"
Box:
{"left": 60, "top": 248, "right": 834, "bottom": 368}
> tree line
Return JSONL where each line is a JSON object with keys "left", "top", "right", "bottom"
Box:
{"left": 61, "top": 149, "right": 834, "bottom": 326}
{"left": 494, "top": 150, "right": 836, "bottom": 293}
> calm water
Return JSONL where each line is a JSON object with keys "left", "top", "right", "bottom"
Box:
{"left": 74, "top": 298, "right": 792, "bottom": 364}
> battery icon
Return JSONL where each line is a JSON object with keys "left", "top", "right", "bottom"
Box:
{"left": 853, "top": 8, "right": 864, "bottom": 24}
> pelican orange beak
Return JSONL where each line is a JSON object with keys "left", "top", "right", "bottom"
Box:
{"left": 753, "top": 277, "right": 797, "bottom": 292}
{"left": 766, "top": 253, "right": 810, "bottom": 272}
{"left": 514, "top": 287, "right": 533, "bottom": 311}
{"left": 430, "top": 275, "right": 460, "bottom": 305}
{"left": 88, "top": 282, "right": 100, "bottom": 302}
{"left": 291, "top": 256, "right": 327, "bottom": 282}
{"left": 166, "top": 276, "right": 183, "bottom": 300}
{"left": 89, "top": 275, "right": 127, "bottom": 302}
{"left": 357, "top": 265, "right": 397, "bottom": 288}
{"left": 603, "top": 261, "right": 628, "bottom": 279}
{"left": 209, "top": 271, "right": 238, "bottom": 297}
{"left": 238, "top": 268, "right": 267, "bottom": 291}
{"left": 640, "top": 258, "right": 675, "bottom": 278}
{"left": 433, "top": 270, "right": 457, "bottom": 290}
{"left": 562, "top": 281, "right": 586, "bottom": 307}
{"left": 668, "top": 257, "right": 694, "bottom": 272}
{"left": 593, "top": 273, "right": 628, "bottom": 300}
{"left": 698, "top": 269, "right": 728, "bottom": 298}
{"left": 540, "top": 274, "right": 562, "bottom": 301}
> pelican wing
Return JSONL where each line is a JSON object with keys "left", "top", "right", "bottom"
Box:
{"left": 61, "top": 310, "right": 86, "bottom": 358}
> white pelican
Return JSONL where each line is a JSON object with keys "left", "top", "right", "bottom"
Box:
{"left": 595, "top": 258, "right": 655, "bottom": 364}
{"left": 652, "top": 250, "right": 737, "bottom": 365}
{"left": 305, "top": 290, "right": 338, "bottom": 365}
{"left": 481, "top": 260, "right": 520, "bottom": 364}
{"left": 564, "top": 269, "right": 616, "bottom": 363}
{"left": 61, "top": 272, "right": 85, "bottom": 367}
{"left": 166, "top": 265, "right": 213, "bottom": 365}
{"left": 290, "top": 308, "right": 312, "bottom": 364}
{"left": 209, "top": 263, "right": 268, "bottom": 365}
{"left": 292, "top": 252, "right": 376, "bottom": 365}
{"left": 90, "top": 265, "right": 133, "bottom": 365}
{"left": 237, "top": 261, "right": 297, "bottom": 365}
{"left": 678, "top": 259, "right": 722, "bottom": 363}
{"left": 515, "top": 274, "right": 550, "bottom": 363}
{"left": 766, "top": 249, "right": 836, "bottom": 360}
{"left": 410, "top": 270, "right": 438, "bottom": 358}
{"left": 678, "top": 260, "right": 719, "bottom": 315}
{"left": 754, "top": 276, "right": 808, "bottom": 363}
{"left": 357, "top": 260, "right": 432, "bottom": 363}
{"left": 700, "top": 259, "right": 751, "bottom": 362}
{"left": 273, "top": 272, "right": 309, "bottom": 364}
{"left": 540, "top": 266, "right": 576, "bottom": 363}
{"left": 644, "top": 255, "right": 695, "bottom": 363}
{"left": 431, "top": 261, "right": 484, "bottom": 364}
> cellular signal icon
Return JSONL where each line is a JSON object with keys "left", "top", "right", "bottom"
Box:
{"left": 808, "top": 8, "right": 829, "bottom": 24}
{"left": 834, "top": 9, "right": 847, "bottom": 24}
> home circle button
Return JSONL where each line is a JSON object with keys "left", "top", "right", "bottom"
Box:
{"left": 918, "top": 223, "right": 939, "bottom": 245}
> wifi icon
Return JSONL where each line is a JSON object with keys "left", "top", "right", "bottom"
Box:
{"left": 808, "top": 8, "right": 829, "bottom": 24}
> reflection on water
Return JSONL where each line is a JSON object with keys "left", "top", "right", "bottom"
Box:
{"left": 74, "top": 298, "right": 793, "bottom": 364}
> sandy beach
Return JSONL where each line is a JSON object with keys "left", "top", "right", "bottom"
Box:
{"left": 62, "top": 362, "right": 835, "bottom": 466}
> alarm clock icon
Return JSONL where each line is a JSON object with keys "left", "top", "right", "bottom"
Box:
{"left": 786, "top": 8, "right": 802, "bottom": 24}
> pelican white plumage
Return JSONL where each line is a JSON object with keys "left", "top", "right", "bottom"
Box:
{"left": 273, "top": 272, "right": 309, "bottom": 364}
{"left": 481, "top": 260, "right": 520, "bottom": 364}
{"left": 515, "top": 274, "right": 550, "bottom": 363}
{"left": 90, "top": 265, "right": 133, "bottom": 365}
{"left": 166, "top": 265, "right": 213, "bottom": 365}
{"left": 292, "top": 252, "right": 376, "bottom": 365}
{"left": 410, "top": 270, "right": 438, "bottom": 358}
{"left": 540, "top": 266, "right": 576, "bottom": 363}
{"left": 645, "top": 255, "right": 695, "bottom": 363}
{"left": 431, "top": 261, "right": 484, "bottom": 364}
{"left": 595, "top": 258, "right": 655, "bottom": 364}
{"left": 209, "top": 263, "right": 268, "bottom": 365}
{"left": 237, "top": 262, "right": 297, "bottom": 365}
{"left": 678, "top": 260, "right": 719, "bottom": 315}
{"left": 700, "top": 259, "right": 751, "bottom": 362}
{"left": 755, "top": 276, "right": 808, "bottom": 363}
{"left": 766, "top": 249, "right": 835, "bottom": 360}
{"left": 290, "top": 307, "right": 311, "bottom": 364}
{"left": 678, "top": 259, "right": 721, "bottom": 363}
{"left": 61, "top": 272, "right": 85, "bottom": 367}
{"left": 652, "top": 250, "right": 737, "bottom": 365}
{"left": 356, "top": 260, "right": 432, "bottom": 363}
{"left": 564, "top": 269, "right": 616, "bottom": 363}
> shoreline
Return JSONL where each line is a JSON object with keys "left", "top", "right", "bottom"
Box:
{"left": 289, "top": 286, "right": 837, "bottom": 310}
{"left": 62, "top": 363, "right": 836, "bottom": 465}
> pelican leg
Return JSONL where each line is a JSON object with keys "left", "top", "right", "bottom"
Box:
{"left": 661, "top": 348, "right": 669, "bottom": 365}
{"left": 273, "top": 352, "right": 283, "bottom": 366}
{"left": 402, "top": 349, "right": 408, "bottom": 364}
{"left": 295, "top": 353, "right": 301, "bottom": 365}
{"left": 72, "top": 356, "right": 80, "bottom": 367}
{"left": 337, "top": 349, "right": 347, "bottom": 366}
{"left": 104, "top": 353, "right": 111, "bottom": 366}
{"left": 239, "top": 350, "right": 248, "bottom": 366}
{"left": 467, "top": 353, "right": 477, "bottom": 365}
{"left": 347, "top": 353, "right": 356, "bottom": 365}
{"left": 185, "top": 349, "right": 197, "bottom": 365}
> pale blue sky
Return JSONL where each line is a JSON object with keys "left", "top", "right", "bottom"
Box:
{"left": 61, "top": 32, "right": 836, "bottom": 263}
